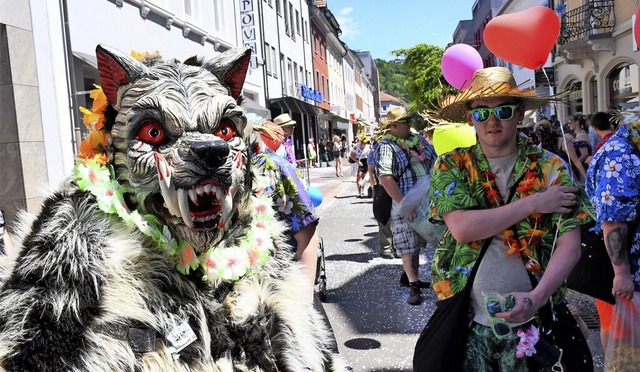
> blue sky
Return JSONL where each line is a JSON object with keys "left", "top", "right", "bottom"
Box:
{"left": 327, "top": 0, "right": 478, "bottom": 60}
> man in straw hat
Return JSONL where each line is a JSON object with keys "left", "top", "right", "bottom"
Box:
{"left": 273, "top": 113, "right": 297, "bottom": 164}
{"left": 375, "top": 107, "right": 437, "bottom": 305}
{"left": 585, "top": 109, "right": 640, "bottom": 355}
{"left": 421, "top": 67, "right": 594, "bottom": 370}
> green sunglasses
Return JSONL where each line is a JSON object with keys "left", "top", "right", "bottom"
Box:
{"left": 469, "top": 104, "right": 519, "bottom": 123}
{"left": 484, "top": 296, "right": 513, "bottom": 339}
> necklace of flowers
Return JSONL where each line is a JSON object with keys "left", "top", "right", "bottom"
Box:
{"left": 76, "top": 85, "right": 275, "bottom": 283}
{"left": 73, "top": 159, "right": 276, "bottom": 283}
{"left": 380, "top": 134, "right": 428, "bottom": 163}
{"left": 480, "top": 154, "right": 545, "bottom": 275}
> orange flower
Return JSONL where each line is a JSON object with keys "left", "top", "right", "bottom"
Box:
{"left": 78, "top": 86, "right": 110, "bottom": 165}
{"left": 576, "top": 211, "right": 588, "bottom": 220}
{"left": 469, "top": 240, "right": 482, "bottom": 250}
{"left": 437, "top": 162, "right": 449, "bottom": 171}
{"left": 433, "top": 279, "right": 453, "bottom": 300}
{"left": 525, "top": 258, "right": 541, "bottom": 273}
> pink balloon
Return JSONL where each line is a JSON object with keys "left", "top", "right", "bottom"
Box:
{"left": 441, "top": 44, "right": 484, "bottom": 90}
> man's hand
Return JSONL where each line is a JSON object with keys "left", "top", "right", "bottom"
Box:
{"left": 495, "top": 292, "right": 541, "bottom": 324}
{"left": 529, "top": 185, "right": 577, "bottom": 214}
{"left": 613, "top": 272, "right": 635, "bottom": 299}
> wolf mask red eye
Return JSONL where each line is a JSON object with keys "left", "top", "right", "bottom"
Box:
{"left": 136, "top": 120, "right": 167, "bottom": 146}
{"left": 214, "top": 120, "right": 237, "bottom": 141}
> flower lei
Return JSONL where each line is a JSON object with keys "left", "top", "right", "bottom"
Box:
{"left": 380, "top": 133, "right": 429, "bottom": 163}
{"left": 516, "top": 325, "right": 540, "bottom": 358}
{"left": 76, "top": 85, "right": 275, "bottom": 282}
{"left": 480, "top": 154, "right": 544, "bottom": 274}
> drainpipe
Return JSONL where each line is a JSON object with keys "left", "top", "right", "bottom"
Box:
{"left": 59, "top": 0, "right": 80, "bottom": 154}
{"left": 256, "top": 0, "right": 269, "bottom": 108}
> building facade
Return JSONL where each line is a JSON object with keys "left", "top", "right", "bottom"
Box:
{"left": 0, "top": 0, "right": 379, "bottom": 223}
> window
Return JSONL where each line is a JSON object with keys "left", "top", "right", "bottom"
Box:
{"left": 296, "top": 10, "right": 300, "bottom": 35}
{"left": 303, "top": 20, "right": 307, "bottom": 41}
{"left": 212, "top": 0, "right": 223, "bottom": 33}
{"left": 289, "top": 3, "right": 295, "bottom": 40}
{"left": 265, "top": 42, "right": 272, "bottom": 75}
{"left": 280, "top": 53, "right": 285, "bottom": 82}
{"left": 589, "top": 76, "right": 597, "bottom": 113}
{"left": 277, "top": 0, "right": 282, "bottom": 14}
{"left": 184, "top": 0, "right": 198, "bottom": 23}
{"left": 609, "top": 63, "right": 639, "bottom": 110}
{"left": 283, "top": 2, "right": 289, "bottom": 35}
{"left": 271, "top": 46, "right": 278, "bottom": 78}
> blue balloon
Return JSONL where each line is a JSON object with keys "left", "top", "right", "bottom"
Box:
{"left": 308, "top": 186, "right": 323, "bottom": 208}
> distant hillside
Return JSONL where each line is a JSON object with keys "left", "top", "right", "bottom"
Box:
{"left": 375, "top": 58, "right": 408, "bottom": 102}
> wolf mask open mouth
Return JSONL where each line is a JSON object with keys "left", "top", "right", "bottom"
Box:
{"left": 94, "top": 45, "right": 253, "bottom": 252}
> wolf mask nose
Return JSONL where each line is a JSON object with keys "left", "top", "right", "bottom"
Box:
{"left": 191, "top": 140, "right": 230, "bottom": 168}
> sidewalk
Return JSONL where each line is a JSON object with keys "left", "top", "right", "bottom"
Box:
{"left": 306, "top": 163, "right": 605, "bottom": 371}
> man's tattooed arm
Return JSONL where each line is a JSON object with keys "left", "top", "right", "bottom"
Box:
{"left": 606, "top": 226, "right": 629, "bottom": 266}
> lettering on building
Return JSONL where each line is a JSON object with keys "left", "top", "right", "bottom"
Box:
{"left": 239, "top": 0, "right": 258, "bottom": 69}
{"left": 300, "top": 83, "right": 323, "bottom": 103}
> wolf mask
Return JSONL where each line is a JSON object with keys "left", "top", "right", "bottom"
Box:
{"left": 0, "top": 45, "right": 346, "bottom": 371}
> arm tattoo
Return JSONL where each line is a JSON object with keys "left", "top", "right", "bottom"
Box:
{"left": 606, "top": 227, "right": 629, "bottom": 266}
{"left": 522, "top": 297, "right": 533, "bottom": 308}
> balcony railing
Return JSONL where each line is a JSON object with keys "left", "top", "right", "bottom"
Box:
{"left": 558, "top": 0, "right": 615, "bottom": 45}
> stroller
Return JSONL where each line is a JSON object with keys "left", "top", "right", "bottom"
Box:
{"left": 315, "top": 237, "right": 327, "bottom": 301}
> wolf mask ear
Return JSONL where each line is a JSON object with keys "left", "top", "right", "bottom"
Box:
{"left": 202, "top": 47, "right": 252, "bottom": 99}
{"left": 96, "top": 44, "right": 148, "bottom": 105}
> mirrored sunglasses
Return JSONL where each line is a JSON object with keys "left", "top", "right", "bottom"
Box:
{"left": 484, "top": 297, "right": 512, "bottom": 339}
{"left": 469, "top": 104, "right": 518, "bottom": 123}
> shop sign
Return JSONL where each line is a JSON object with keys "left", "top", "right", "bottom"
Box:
{"left": 300, "top": 84, "right": 323, "bottom": 103}
{"left": 534, "top": 67, "right": 555, "bottom": 87}
{"left": 239, "top": 0, "right": 258, "bottom": 69}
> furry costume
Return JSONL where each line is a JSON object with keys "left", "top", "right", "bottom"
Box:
{"left": 0, "top": 45, "right": 346, "bottom": 371}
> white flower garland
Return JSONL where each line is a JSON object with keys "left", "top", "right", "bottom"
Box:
{"left": 73, "top": 159, "right": 275, "bottom": 282}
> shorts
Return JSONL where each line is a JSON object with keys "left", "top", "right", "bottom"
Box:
{"left": 357, "top": 159, "right": 367, "bottom": 174}
{"left": 389, "top": 200, "right": 424, "bottom": 255}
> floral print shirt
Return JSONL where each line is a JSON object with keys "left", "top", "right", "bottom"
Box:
{"left": 429, "top": 137, "right": 593, "bottom": 301}
{"left": 254, "top": 153, "right": 318, "bottom": 250}
{"left": 585, "top": 123, "right": 640, "bottom": 291}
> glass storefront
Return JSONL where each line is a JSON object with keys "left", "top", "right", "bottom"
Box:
{"left": 609, "top": 63, "right": 639, "bottom": 110}
{"left": 567, "top": 80, "right": 583, "bottom": 116}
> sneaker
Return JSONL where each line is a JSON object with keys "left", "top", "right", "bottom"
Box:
{"left": 399, "top": 273, "right": 430, "bottom": 288}
{"left": 407, "top": 285, "right": 422, "bottom": 305}
{"left": 379, "top": 249, "right": 395, "bottom": 259}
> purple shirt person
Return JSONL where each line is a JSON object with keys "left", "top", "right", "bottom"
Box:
{"left": 274, "top": 113, "right": 297, "bottom": 165}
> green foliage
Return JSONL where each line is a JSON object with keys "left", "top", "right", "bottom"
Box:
{"left": 392, "top": 44, "right": 458, "bottom": 112}
{"left": 375, "top": 58, "right": 408, "bottom": 102}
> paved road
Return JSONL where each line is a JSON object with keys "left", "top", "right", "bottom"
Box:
{"left": 306, "top": 163, "right": 605, "bottom": 371}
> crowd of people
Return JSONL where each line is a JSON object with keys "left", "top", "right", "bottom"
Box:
{"left": 1, "top": 63, "right": 638, "bottom": 371}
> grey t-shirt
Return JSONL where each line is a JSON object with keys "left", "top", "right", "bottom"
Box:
{"left": 469, "top": 152, "right": 533, "bottom": 327}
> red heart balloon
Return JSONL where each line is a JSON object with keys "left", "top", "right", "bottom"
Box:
{"left": 484, "top": 6, "right": 560, "bottom": 70}
{"left": 635, "top": 7, "right": 640, "bottom": 48}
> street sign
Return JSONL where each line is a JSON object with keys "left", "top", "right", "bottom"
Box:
{"left": 535, "top": 67, "right": 555, "bottom": 88}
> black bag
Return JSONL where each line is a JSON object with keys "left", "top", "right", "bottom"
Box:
{"left": 566, "top": 229, "right": 615, "bottom": 304}
{"left": 372, "top": 184, "right": 392, "bottom": 225}
{"left": 413, "top": 238, "right": 492, "bottom": 372}
{"left": 567, "top": 218, "right": 639, "bottom": 305}
{"left": 348, "top": 157, "right": 356, "bottom": 164}
{"left": 528, "top": 300, "right": 593, "bottom": 372}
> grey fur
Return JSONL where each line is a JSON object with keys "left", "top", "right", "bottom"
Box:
{"left": 0, "top": 45, "right": 347, "bottom": 371}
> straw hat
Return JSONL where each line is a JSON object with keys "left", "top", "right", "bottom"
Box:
{"left": 439, "top": 67, "right": 566, "bottom": 122}
{"left": 273, "top": 113, "right": 296, "bottom": 127}
{"left": 380, "top": 107, "right": 412, "bottom": 129}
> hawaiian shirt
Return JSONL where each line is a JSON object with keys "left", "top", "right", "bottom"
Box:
{"left": 429, "top": 137, "right": 593, "bottom": 301}
{"left": 253, "top": 152, "right": 318, "bottom": 250}
{"left": 585, "top": 123, "right": 640, "bottom": 291}
{"left": 376, "top": 134, "right": 436, "bottom": 195}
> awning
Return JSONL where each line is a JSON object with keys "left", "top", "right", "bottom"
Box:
{"left": 73, "top": 51, "right": 97, "bottom": 68}
{"left": 270, "top": 97, "right": 319, "bottom": 117}
{"left": 242, "top": 97, "right": 271, "bottom": 119}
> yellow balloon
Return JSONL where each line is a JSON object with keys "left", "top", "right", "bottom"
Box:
{"left": 432, "top": 123, "right": 477, "bottom": 155}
